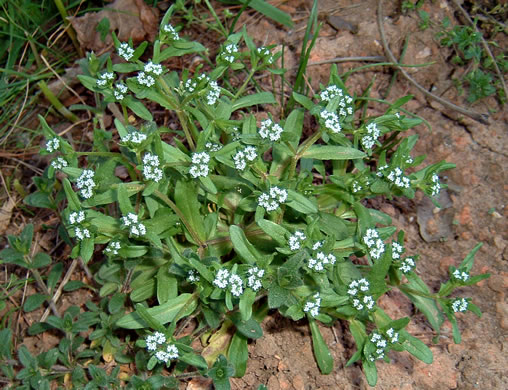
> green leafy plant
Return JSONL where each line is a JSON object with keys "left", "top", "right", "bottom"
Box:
{"left": 2, "top": 2, "right": 490, "bottom": 388}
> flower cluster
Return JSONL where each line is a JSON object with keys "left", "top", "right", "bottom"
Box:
{"left": 452, "top": 269, "right": 469, "bottom": 282}
{"left": 399, "top": 257, "right": 416, "bottom": 274}
{"left": 392, "top": 242, "right": 404, "bottom": 260}
{"left": 189, "top": 152, "right": 210, "bottom": 178}
{"left": 51, "top": 157, "right": 68, "bottom": 170}
{"left": 97, "top": 72, "right": 114, "bottom": 87}
{"left": 368, "top": 328, "right": 399, "bottom": 361}
{"left": 76, "top": 169, "right": 96, "bottom": 199}
{"left": 213, "top": 269, "right": 244, "bottom": 297}
{"left": 187, "top": 270, "right": 200, "bottom": 283}
{"left": 118, "top": 42, "right": 134, "bottom": 61}
{"left": 145, "top": 332, "right": 179, "bottom": 364}
{"left": 257, "top": 186, "right": 288, "bottom": 212}
{"left": 114, "top": 83, "right": 128, "bottom": 101}
{"left": 288, "top": 231, "right": 306, "bottom": 251}
{"left": 142, "top": 152, "right": 163, "bottom": 182}
{"left": 219, "top": 43, "right": 239, "bottom": 64}
{"left": 451, "top": 297, "right": 468, "bottom": 313}
{"left": 303, "top": 293, "right": 321, "bottom": 317}
{"left": 69, "top": 211, "right": 85, "bottom": 225}
{"left": 347, "top": 278, "right": 375, "bottom": 311}
{"left": 387, "top": 167, "right": 410, "bottom": 189}
{"left": 206, "top": 81, "right": 221, "bottom": 105}
{"left": 104, "top": 240, "right": 121, "bottom": 256}
{"left": 258, "top": 118, "right": 283, "bottom": 142}
{"left": 257, "top": 46, "right": 274, "bottom": 64}
{"left": 162, "top": 24, "right": 180, "bottom": 41}
{"left": 137, "top": 62, "right": 163, "bottom": 87}
{"left": 363, "top": 228, "right": 385, "bottom": 260}
{"left": 121, "top": 130, "right": 147, "bottom": 145}
{"left": 319, "top": 85, "right": 354, "bottom": 114}
{"left": 69, "top": 210, "right": 90, "bottom": 241}
{"left": 233, "top": 146, "right": 257, "bottom": 170}
{"left": 307, "top": 251, "right": 336, "bottom": 272}
{"left": 205, "top": 142, "right": 222, "bottom": 152}
{"left": 122, "top": 213, "right": 146, "bottom": 237}
{"left": 352, "top": 181, "right": 362, "bottom": 193}
{"left": 320, "top": 110, "right": 341, "bottom": 133}
{"left": 361, "top": 122, "right": 380, "bottom": 150}
{"left": 46, "top": 137, "right": 60, "bottom": 153}
{"left": 430, "top": 173, "right": 441, "bottom": 196}
{"left": 246, "top": 267, "right": 264, "bottom": 291}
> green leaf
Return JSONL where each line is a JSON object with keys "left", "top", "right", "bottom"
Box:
{"left": 63, "top": 178, "right": 81, "bottom": 210}
{"left": 18, "top": 345, "right": 35, "bottom": 368}
{"left": 229, "top": 225, "right": 260, "bottom": 265}
{"left": 125, "top": 98, "right": 153, "bottom": 121}
{"left": 0, "top": 329, "right": 12, "bottom": 359}
{"left": 309, "top": 320, "right": 334, "bottom": 374}
{"left": 0, "top": 248, "right": 27, "bottom": 267}
{"left": 286, "top": 189, "right": 318, "bottom": 214}
{"left": 19, "top": 224, "right": 34, "bottom": 254}
{"left": 134, "top": 303, "right": 164, "bottom": 331}
{"left": 31, "top": 252, "right": 52, "bottom": 269}
{"left": 23, "top": 293, "right": 48, "bottom": 312}
{"left": 130, "top": 278, "right": 156, "bottom": 302}
{"left": 401, "top": 332, "right": 433, "bottom": 363}
{"left": 80, "top": 238, "right": 95, "bottom": 264}
{"left": 302, "top": 145, "right": 366, "bottom": 160}
{"left": 180, "top": 352, "right": 208, "bottom": 370}
{"left": 116, "top": 293, "right": 197, "bottom": 329}
{"left": 228, "top": 332, "right": 248, "bottom": 377}
{"left": 459, "top": 243, "right": 482, "bottom": 272}
{"left": 238, "top": 0, "right": 293, "bottom": 27}
{"left": 256, "top": 219, "right": 288, "bottom": 246}
{"left": 232, "top": 92, "right": 276, "bottom": 111}
{"left": 239, "top": 288, "right": 256, "bottom": 321}
{"left": 116, "top": 184, "right": 134, "bottom": 215}
{"left": 363, "top": 359, "right": 378, "bottom": 386}
{"left": 228, "top": 312, "right": 263, "bottom": 339}
{"left": 157, "top": 267, "right": 177, "bottom": 304}
{"left": 174, "top": 181, "right": 206, "bottom": 243}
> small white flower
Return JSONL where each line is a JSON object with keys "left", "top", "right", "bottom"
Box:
{"left": 320, "top": 85, "right": 343, "bottom": 102}
{"left": 69, "top": 211, "right": 85, "bottom": 225}
{"left": 76, "top": 169, "right": 96, "bottom": 199}
{"left": 153, "top": 332, "right": 166, "bottom": 345}
{"left": 189, "top": 152, "right": 210, "bottom": 178}
{"left": 118, "top": 42, "right": 134, "bottom": 61}
{"left": 145, "top": 61, "right": 163, "bottom": 76}
{"left": 166, "top": 344, "right": 179, "bottom": 360}
{"left": 288, "top": 231, "right": 306, "bottom": 251}
{"left": 155, "top": 350, "right": 170, "bottom": 363}
{"left": 206, "top": 81, "right": 221, "bottom": 105}
{"left": 258, "top": 119, "right": 283, "bottom": 142}
{"left": 46, "top": 137, "right": 60, "bottom": 153}
{"left": 213, "top": 269, "right": 230, "bottom": 289}
{"left": 122, "top": 213, "right": 146, "bottom": 237}
{"left": 363, "top": 229, "right": 385, "bottom": 260}
{"left": 97, "top": 72, "right": 114, "bottom": 87}
{"left": 399, "top": 257, "right": 415, "bottom": 274}
{"left": 114, "top": 83, "right": 128, "bottom": 101}
{"left": 452, "top": 269, "right": 470, "bottom": 282}
{"left": 387, "top": 168, "right": 410, "bottom": 189}
{"left": 257, "top": 46, "right": 274, "bottom": 64}
{"left": 361, "top": 123, "right": 380, "bottom": 150}
{"left": 247, "top": 267, "right": 264, "bottom": 291}
{"left": 162, "top": 24, "right": 180, "bottom": 41}
{"left": 303, "top": 293, "right": 321, "bottom": 317}
{"left": 142, "top": 152, "right": 163, "bottom": 182}
{"left": 50, "top": 157, "right": 68, "bottom": 170}
{"left": 74, "top": 226, "right": 91, "bottom": 241}
{"left": 104, "top": 240, "right": 121, "bottom": 255}
{"left": 392, "top": 242, "right": 404, "bottom": 260}
{"left": 451, "top": 298, "right": 468, "bottom": 313}
{"left": 121, "top": 130, "right": 147, "bottom": 144}
{"left": 146, "top": 335, "right": 157, "bottom": 351}
{"left": 206, "top": 142, "right": 222, "bottom": 152}
{"left": 220, "top": 43, "right": 238, "bottom": 63}
{"left": 308, "top": 251, "right": 336, "bottom": 272}
{"left": 352, "top": 181, "right": 362, "bottom": 193}
{"left": 257, "top": 186, "right": 288, "bottom": 212}
{"left": 137, "top": 71, "right": 155, "bottom": 88}
{"left": 386, "top": 328, "right": 399, "bottom": 343}
{"left": 320, "top": 109, "right": 341, "bottom": 133}
{"left": 187, "top": 270, "right": 200, "bottom": 283}
{"left": 229, "top": 273, "right": 244, "bottom": 297}
{"left": 233, "top": 146, "right": 257, "bottom": 171}
{"left": 430, "top": 173, "right": 441, "bottom": 196}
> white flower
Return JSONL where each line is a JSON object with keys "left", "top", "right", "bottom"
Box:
{"left": 399, "top": 257, "right": 416, "bottom": 274}
{"left": 104, "top": 241, "right": 121, "bottom": 255}
{"left": 258, "top": 118, "right": 283, "bottom": 142}
{"left": 288, "top": 231, "right": 306, "bottom": 251}
{"left": 213, "top": 269, "right": 230, "bottom": 289}
{"left": 206, "top": 81, "right": 221, "bottom": 105}
{"left": 257, "top": 46, "right": 274, "bottom": 64}
{"left": 69, "top": 211, "right": 85, "bottom": 225}
{"left": 387, "top": 168, "right": 410, "bottom": 189}
{"left": 146, "top": 335, "right": 157, "bottom": 351}
{"left": 118, "top": 42, "right": 134, "bottom": 61}
{"left": 76, "top": 169, "right": 96, "bottom": 199}
{"left": 162, "top": 24, "right": 180, "bottom": 41}
{"left": 122, "top": 213, "right": 146, "bottom": 237}
{"left": 166, "top": 344, "right": 179, "bottom": 360}
{"left": 114, "top": 83, "right": 128, "bottom": 101}
{"left": 233, "top": 146, "right": 257, "bottom": 171}
{"left": 206, "top": 142, "right": 222, "bottom": 152}
{"left": 50, "top": 157, "right": 67, "bottom": 170}
{"left": 142, "top": 152, "right": 163, "bottom": 182}
{"left": 121, "top": 131, "right": 147, "bottom": 144}
{"left": 452, "top": 298, "right": 468, "bottom": 313}
{"left": 189, "top": 152, "right": 210, "bottom": 178}
{"left": 320, "top": 85, "right": 343, "bottom": 102}
{"left": 308, "top": 251, "right": 336, "bottom": 272}
{"left": 145, "top": 61, "right": 163, "bottom": 76}
{"left": 220, "top": 43, "right": 238, "bottom": 63}
{"left": 352, "top": 181, "right": 362, "bottom": 193}
{"left": 182, "top": 79, "right": 197, "bottom": 94}
{"left": 312, "top": 241, "right": 323, "bottom": 251}
{"left": 303, "top": 293, "right": 321, "bottom": 317}
{"left": 430, "top": 173, "right": 441, "bottom": 196}
{"left": 392, "top": 242, "right": 404, "bottom": 260}
{"left": 229, "top": 273, "right": 244, "bottom": 297}
{"left": 97, "top": 72, "right": 114, "bottom": 87}
{"left": 155, "top": 351, "right": 170, "bottom": 363}
{"left": 257, "top": 186, "right": 288, "bottom": 211}
{"left": 320, "top": 109, "right": 341, "bottom": 133}
{"left": 363, "top": 229, "right": 385, "bottom": 260}
{"left": 154, "top": 331, "right": 166, "bottom": 344}
{"left": 386, "top": 328, "right": 399, "bottom": 343}
{"left": 46, "top": 137, "right": 60, "bottom": 153}
{"left": 319, "top": 85, "right": 354, "bottom": 116}
{"left": 74, "top": 226, "right": 91, "bottom": 241}
{"left": 247, "top": 267, "right": 264, "bottom": 291}
{"left": 187, "top": 270, "right": 200, "bottom": 283}
{"left": 137, "top": 71, "right": 155, "bottom": 87}
{"left": 452, "top": 269, "right": 470, "bottom": 282}
{"left": 361, "top": 122, "right": 380, "bottom": 150}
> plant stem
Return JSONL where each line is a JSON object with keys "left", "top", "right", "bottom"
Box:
{"left": 234, "top": 68, "right": 257, "bottom": 99}
{"left": 289, "top": 130, "right": 322, "bottom": 179}
{"left": 52, "top": 0, "right": 84, "bottom": 57}
{"left": 38, "top": 81, "right": 79, "bottom": 123}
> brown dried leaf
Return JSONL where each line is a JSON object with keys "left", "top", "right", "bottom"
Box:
{"left": 69, "top": 0, "right": 159, "bottom": 53}
{"left": 0, "top": 197, "right": 16, "bottom": 235}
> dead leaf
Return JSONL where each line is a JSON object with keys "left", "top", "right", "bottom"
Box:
{"left": 69, "top": 0, "right": 159, "bottom": 53}
{"left": 0, "top": 196, "right": 16, "bottom": 235}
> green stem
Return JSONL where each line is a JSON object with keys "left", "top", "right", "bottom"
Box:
{"left": 204, "top": 0, "right": 228, "bottom": 37}
{"left": 52, "top": 0, "right": 84, "bottom": 57}
{"left": 76, "top": 151, "right": 122, "bottom": 157}
{"left": 288, "top": 130, "right": 322, "bottom": 179}
{"left": 234, "top": 68, "right": 257, "bottom": 99}
{"left": 37, "top": 81, "right": 79, "bottom": 123}
{"left": 175, "top": 110, "right": 196, "bottom": 151}
{"left": 398, "top": 285, "right": 437, "bottom": 300}
{"left": 121, "top": 104, "right": 129, "bottom": 124}
{"left": 153, "top": 190, "right": 204, "bottom": 247}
